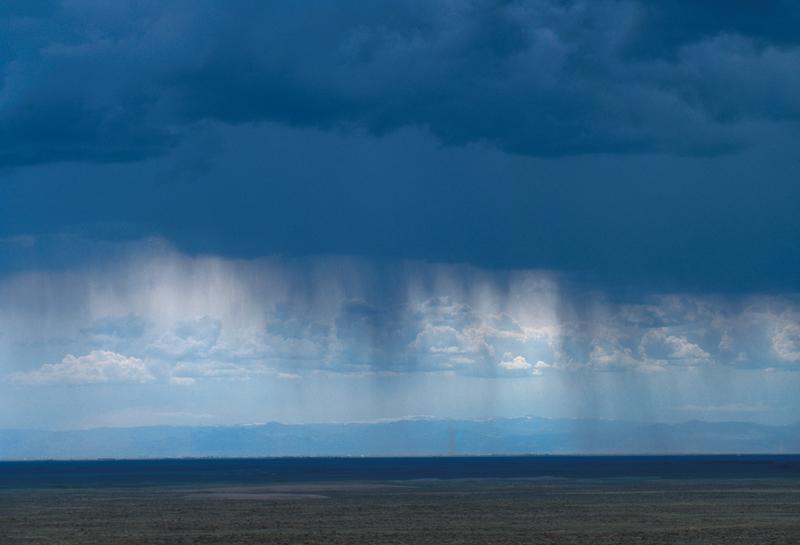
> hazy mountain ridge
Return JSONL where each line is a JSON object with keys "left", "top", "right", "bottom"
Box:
{"left": 2, "top": 418, "right": 798, "bottom": 460}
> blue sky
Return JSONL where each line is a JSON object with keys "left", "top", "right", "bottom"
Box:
{"left": 1, "top": 1, "right": 799, "bottom": 429}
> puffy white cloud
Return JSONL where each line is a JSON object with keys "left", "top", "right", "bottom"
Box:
{"left": 405, "top": 296, "right": 558, "bottom": 375}
{"left": 586, "top": 340, "right": 662, "bottom": 373}
{"left": 498, "top": 353, "right": 550, "bottom": 376}
{"left": 772, "top": 318, "right": 800, "bottom": 363}
{"left": 13, "top": 350, "right": 155, "bottom": 385}
{"left": 499, "top": 355, "right": 532, "bottom": 371}
{"left": 639, "top": 329, "right": 711, "bottom": 364}
{"left": 712, "top": 301, "right": 800, "bottom": 368}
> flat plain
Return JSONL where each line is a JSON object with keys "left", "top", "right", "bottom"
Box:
{"left": 2, "top": 477, "right": 799, "bottom": 545}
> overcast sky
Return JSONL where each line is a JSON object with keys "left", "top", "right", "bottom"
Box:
{"left": 2, "top": 1, "right": 799, "bottom": 429}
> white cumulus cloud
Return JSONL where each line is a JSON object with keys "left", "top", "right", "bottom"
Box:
{"left": 12, "top": 350, "right": 156, "bottom": 385}
{"left": 498, "top": 353, "right": 549, "bottom": 376}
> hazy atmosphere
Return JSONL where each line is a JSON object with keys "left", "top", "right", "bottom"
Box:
{"left": 2, "top": 0, "right": 800, "bottom": 435}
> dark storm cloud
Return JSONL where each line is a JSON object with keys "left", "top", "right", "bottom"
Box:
{"left": 2, "top": 1, "right": 799, "bottom": 292}
{"left": 623, "top": 1, "right": 800, "bottom": 57}
{"left": 3, "top": 0, "right": 800, "bottom": 165}
{"left": 2, "top": 121, "right": 799, "bottom": 291}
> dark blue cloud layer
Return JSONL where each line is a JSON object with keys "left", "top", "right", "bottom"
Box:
{"left": 2, "top": 1, "right": 800, "bottom": 291}
{"left": 3, "top": 0, "right": 800, "bottom": 165}
{"left": 1, "top": 121, "right": 799, "bottom": 291}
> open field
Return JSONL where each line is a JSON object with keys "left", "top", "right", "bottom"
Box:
{"left": 2, "top": 477, "right": 799, "bottom": 545}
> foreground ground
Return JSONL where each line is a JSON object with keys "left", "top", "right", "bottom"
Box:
{"left": 1, "top": 478, "right": 799, "bottom": 544}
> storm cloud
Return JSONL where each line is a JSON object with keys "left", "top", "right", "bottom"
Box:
{"left": 3, "top": 0, "right": 800, "bottom": 166}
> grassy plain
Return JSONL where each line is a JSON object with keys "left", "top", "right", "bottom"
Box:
{"left": 2, "top": 478, "right": 799, "bottom": 544}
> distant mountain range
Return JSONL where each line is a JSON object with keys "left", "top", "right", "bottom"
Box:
{"left": 2, "top": 417, "right": 798, "bottom": 460}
